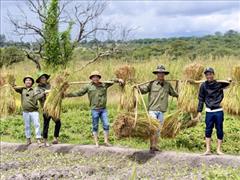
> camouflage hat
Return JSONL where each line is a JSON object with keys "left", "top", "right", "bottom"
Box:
{"left": 36, "top": 72, "right": 50, "bottom": 83}
{"left": 23, "top": 75, "right": 34, "bottom": 85}
{"left": 89, "top": 71, "right": 101, "bottom": 79}
{"left": 152, "top": 65, "right": 170, "bottom": 75}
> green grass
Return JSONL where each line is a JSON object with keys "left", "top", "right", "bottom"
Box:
{"left": 1, "top": 99, "right": 240, "bottom": 155}
{"left": 1, "top": 56, "right": 240, "bottom": 155}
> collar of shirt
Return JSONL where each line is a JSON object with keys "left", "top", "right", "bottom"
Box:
{"left": 25, "top": 87, "right": 33, "bottom": 91}
{"left": 155, "top": 80, "right": 165, "bottom": 86}
{"left": 91, "top": 82, "right": 103, "bottom": 87}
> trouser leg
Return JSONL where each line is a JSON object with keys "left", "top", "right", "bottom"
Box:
{"left": 54, "top": 119, "right": 61, "bottom": 138}
{"left": 91, "top": 109, "right": 100, "bottom": 147}
{"left": 31, "top": 112, "right": 41, "bottom": 139}
{"left": 205, "top": 112, "right": 214, "bottom": 139}
{"left": 23, "top": 112, "right": 31, "bottom": 139}
{"left": 215, "top": 111, "right": 224, "bottom": 154}
{"left": 203, "top": 112, "right": 215, "bottom": 154}
{"left": 100, "top": 109, "right": 109, "bottom": 134}
{"left": 43, "top": 113, "right": 51, "bottom": 139}
{"left": 91, "top": 110, "right": 100, "bottom": 135}
{"left": 215, "top": 111, "right": 224, "bottom": 140}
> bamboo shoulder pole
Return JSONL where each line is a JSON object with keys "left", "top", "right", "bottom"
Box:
{"left": 69, "top": 79, "right": 231, "bottom": 86}
{"left": 188, "top": 80, "right": 231, "bottom": 84}
{"left": 69, "top": 80, "right": 115, "bottom": 85}
{"left": 135, "top": 79, "right": 179, "bottom": 87}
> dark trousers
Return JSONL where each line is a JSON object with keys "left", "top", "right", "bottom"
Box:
{"left": 43, "top": 113, "right": 61, "bottom": 139}
{"left": 205, "top": 111, "right": 224, "bottom": 140}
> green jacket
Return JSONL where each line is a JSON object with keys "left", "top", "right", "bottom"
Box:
{"left": 66, "top": 82, "right": 114, "bottom": 109}
{"left": 14, "top": 86, "right": 45, "bottom": 112}
{"left": 35, "top": 83, "right": 51, "bottom": 108}
{"left": 138, "top": 80, "right": 178, "bottom": 112}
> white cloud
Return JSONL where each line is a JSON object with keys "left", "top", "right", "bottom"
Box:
{"left": 1, "top": 0, "right": 239, "bottom": 40}
{"left": 102, "top": 1, "right": 240, "bottom": 38}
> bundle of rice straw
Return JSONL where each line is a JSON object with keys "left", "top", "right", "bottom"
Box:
{"left": 160, "top": 111, "right": 182, "bottom": 138}
{"left": 113, "top": 65, "right": 160, "bottom": 139}
{"left": 0, "top": 72, "right": 16, "bottom": 118}
{"left": 113, "top": 112, "right": 160, "bottom": 139}
{"left": 222, "top": 66, "right": 240, "bottom": 115}
{"left": 118, "top": 84, "right": 137, "bottom": 112}
{"left": 0, "top": 74, "right": 5, "bottom": 86}
{"left": 178, "top": 63, "right": 204, "bottom": 114}
{"left": 161, "top": 63, "right": 204, "bottom": 138}
{"left": 43, "top": 72, "right": 69, "bottom": 120}
{"left": 115, "top": 65, "right": 137, "bottom": 112}
{"left": 115, "top": 65, "right": 135, "bottom": 82}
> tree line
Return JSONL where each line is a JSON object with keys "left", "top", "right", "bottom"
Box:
{"left": 1, "top": 29, "right": 239, "bottom": 68}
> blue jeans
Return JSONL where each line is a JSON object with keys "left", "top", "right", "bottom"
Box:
{"left": 91, "top": 108, "right": 109, "bottom": 135}
{"left": 205, "top": 111, "right": 224, "bottom": 140}
{"left": 149, "top": 111, "right": 164, "bottom": 124}
{"left": 23, "top": 111, "right": 41, "bottom": 139}
{"left": 149, "top": 111, "right": 163, "bottom": 137}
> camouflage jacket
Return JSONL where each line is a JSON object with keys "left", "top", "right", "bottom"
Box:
{"left": 138, "top": 80, "right": 178, "bottom": 112}
{"left": 66, "top": 82, "right": 114, "bottom": 109}
{"left": 14, "top": 86, "right": 45, "bottom": 112}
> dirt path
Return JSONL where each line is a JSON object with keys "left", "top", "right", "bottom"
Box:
{"left": 1, "top": 142, "right": 240, "bottom": 168}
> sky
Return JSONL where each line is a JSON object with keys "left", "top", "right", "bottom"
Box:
{"left": 1, "top": 0, "right": 240, "bottom": 41}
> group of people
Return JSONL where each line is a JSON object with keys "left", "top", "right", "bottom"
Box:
{"left": 14, "top": 65, "right": 229, "bottom": 155}
{"left": 14, "top": 72, "right": 61, "bottom": 146}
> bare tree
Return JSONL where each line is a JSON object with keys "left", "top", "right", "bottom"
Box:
{"left": 8, "top": 0, "right": 131, "bottom": 71}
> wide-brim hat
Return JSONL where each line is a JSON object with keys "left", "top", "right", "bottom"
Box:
{"left": 23, "top": 75, "right": 34, "bottom": 85}
{"left": 89, "top": 71, "right": 102, "bottom": 79}
{"left": 152, "top": 65, "right": 169, "bottom": 75}
{"left": 36, "top": 72, "right": 50, "bottom": 83}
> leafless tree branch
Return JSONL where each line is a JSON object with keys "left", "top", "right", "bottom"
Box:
{"left": 8, "top": 0, "right": 135, "bottom": 71}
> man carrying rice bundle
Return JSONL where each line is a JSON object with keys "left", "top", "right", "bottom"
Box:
{"left": 13, "top": 76, "right": 47, "bottom": 146}
{"left": 195, "top": 67, "right": 230, "bottom": 155}
{"left": 136, "top": 65, "right": 178, "bottom": 153}
{"left": 35, "top": 72, "right": 61, "bottom": 147}
{"left": 65, "top": 71, "right": 124, "bottom": 147}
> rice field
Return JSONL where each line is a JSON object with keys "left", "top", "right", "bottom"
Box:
{"left": 7, "top": 55, "right": 239, "bottom": 87}
{"left": 4, "top": 56, "right": 239, "bottom": 108}
{"left": 1, "top": 55, "right": 240, "bottom": 155}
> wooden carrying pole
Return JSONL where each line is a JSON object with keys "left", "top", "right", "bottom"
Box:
{"left": 135, "top": 79, "right": 231, "bottom": 87}
{"left": 68, "top": 79, "right": 231, "bottom": 86}
{"left": 69, "top": 81, "right": 114, "bottom": 85}
{"left": 135, "top": 80, "right": 179, "bottom": 87}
